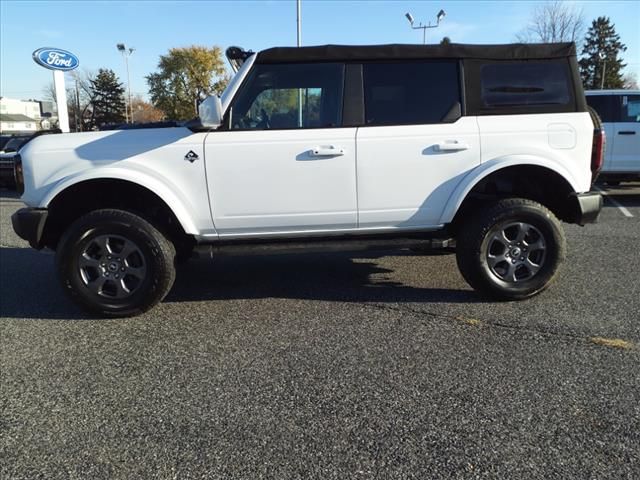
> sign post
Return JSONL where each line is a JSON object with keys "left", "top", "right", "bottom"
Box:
{"left": 32, "top": 47, "right": 79, "bottom": 133}
{"left": 52, "top": 70, "right": 70, "bottom": 132}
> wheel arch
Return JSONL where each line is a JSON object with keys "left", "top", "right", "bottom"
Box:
{"left": 441, "top": 158, "right": 581, "bottom": 227}
{"left": 41, "top": 175, "right": 198, "bottom": 250}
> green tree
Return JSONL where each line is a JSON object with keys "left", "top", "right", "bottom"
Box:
{"left": 146, "top": 46, "right": 229, "bottom": 120}
{"left": 89, "top": 69, "right": 126, "bottom": 127}
{"left": 579, "top": 16, "right": 627, "bottom": 89}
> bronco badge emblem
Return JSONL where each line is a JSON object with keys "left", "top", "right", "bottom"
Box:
{"left": 184, "top": 150, "right": 199, "bottom": 163}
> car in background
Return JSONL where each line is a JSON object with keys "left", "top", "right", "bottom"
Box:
{"left": 585, "top": 90, "right": 640, "bottom": 184}
{"left": 0, "top": 135, "right": 13, "bottom": 151}
{"left": 0, "top": 135, "right": 30, "bottom": 188}
{"left": 0, "top": 130, "right": 62, "bottom": 189}
{"left": 0, "top": 151, "right": 19, "bottom": 188}
{"left": 0, "top": 134, "right": 33, "bottom": 154}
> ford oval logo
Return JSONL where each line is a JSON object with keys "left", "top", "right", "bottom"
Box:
{"left": 32, "top": 47, "right": 79, "bottom": 71}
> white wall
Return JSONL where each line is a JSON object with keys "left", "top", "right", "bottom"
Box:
{"left": 0, "top": 97, "right": 41, "bottom": 120}
{"left": 0, "top": 121, "right": 37, "bottom": 133}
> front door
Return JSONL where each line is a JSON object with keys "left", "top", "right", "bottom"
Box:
{"left": 205, "top": 62, "right": 357, "bottom": 237}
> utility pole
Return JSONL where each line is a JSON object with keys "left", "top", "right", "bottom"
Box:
{"left": 75, "top": 76, "right": 81, "bottom": 131}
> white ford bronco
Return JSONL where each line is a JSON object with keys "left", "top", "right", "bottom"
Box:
{"left": 12, "top": 43, "right": 604, "bottom": 316}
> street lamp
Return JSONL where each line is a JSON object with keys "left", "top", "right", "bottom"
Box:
{"left": 599, "top": 51, "right": 607, "bottom": 90}
{"left": 117, "top": 43, "right": 135, "bottom": 123}
{"left": 405, "top": 9, "right": 446, "bottom": 44}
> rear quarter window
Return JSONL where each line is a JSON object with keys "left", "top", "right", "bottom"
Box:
{"left": 464, "top": 59, "right": 577, "bottom": 115}
{"left": 480, "top": 62, "right": 571, "bottom": 107}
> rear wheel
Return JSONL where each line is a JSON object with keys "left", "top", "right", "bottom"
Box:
{"left": 456, "top": 198, "right": 566, "bottom": 300}
{"left": 56, "top": 209, "right": 176, "bottom": 316}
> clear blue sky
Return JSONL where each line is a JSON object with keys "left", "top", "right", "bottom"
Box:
{"left": 1, "top": 0, "right": 639, "bottom": 101}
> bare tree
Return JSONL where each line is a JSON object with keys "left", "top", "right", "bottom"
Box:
{"left": 622, "top": 72, "right": 638, "bottom": 90}
{"left": 42, "top": 82, "right": 57, "bottom": 103}
{"left": 42, "top": 69, "right": 97, "bottom": 131}
{"left": 517, "top": 1, "right": 585, "bottom": 47}
{"left": 69, "top": 69, "right": 97, "bottom": 131}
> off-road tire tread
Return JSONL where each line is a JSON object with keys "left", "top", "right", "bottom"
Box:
{"left": 56, "top": 209, "right": 176, "bottom": 317}
{"left": 456, "top": 198, "right": 566, "bottom": 300}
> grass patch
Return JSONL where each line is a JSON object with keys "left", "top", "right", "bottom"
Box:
{"left": 456, "top": 316, "right": 482, "bottom": 326}
{"left": 589, "top": 337, "right": 634, "bottom": 350}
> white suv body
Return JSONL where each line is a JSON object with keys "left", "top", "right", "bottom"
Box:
{"left": 12, "top": 43, "right": 603, "bottom": 316}
{"left": 585, "top": 89, "right": 640, "bottom": 182}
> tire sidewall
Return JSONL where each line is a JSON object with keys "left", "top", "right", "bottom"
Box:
{"left": 58, "top": 213, "right": 171, "bottom": 315}
{"left": 476, "top": 205, "right": 564, "bottom": 297}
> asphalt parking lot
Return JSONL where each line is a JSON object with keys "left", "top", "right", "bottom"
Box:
{"left": 1, "top": 185, "right": 639, "bottom": 479}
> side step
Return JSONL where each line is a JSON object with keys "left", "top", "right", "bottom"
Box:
{"left": 193, "top": 236, "right": 455, "bottom": 257}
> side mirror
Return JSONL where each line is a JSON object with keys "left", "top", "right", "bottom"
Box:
{"left": 198, "top": 95, "right": 223, "bottom": 128}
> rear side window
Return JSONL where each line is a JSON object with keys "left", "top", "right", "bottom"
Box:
{"left": 363, "top": 61, "right": 460, "bottom": 126}
{"left": 586, "top": 95, "right": 617, "bottom": 122}
{"left": 620, "top": 95, "right": 640, "bottom": 123}
{"left": 480, "top": 62, "right": 572, "bottom": 108}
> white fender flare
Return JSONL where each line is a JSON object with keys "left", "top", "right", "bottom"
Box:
{"left": 439, "top": 155, "right": 580, "bottom": 224}
{"left": 41, "top": 167, "right": 200, "bottom": 235}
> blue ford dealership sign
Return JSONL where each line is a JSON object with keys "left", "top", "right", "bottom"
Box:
{"left": 32, "top": 47, "right": 79, "bottom": 71}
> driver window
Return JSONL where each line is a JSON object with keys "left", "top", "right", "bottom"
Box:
{"left": 230, "top": 63, "right": 344, "bottom": 130}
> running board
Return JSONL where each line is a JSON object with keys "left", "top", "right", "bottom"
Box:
{"left": 193, "top": 235, "right": 455, "bottom": 258}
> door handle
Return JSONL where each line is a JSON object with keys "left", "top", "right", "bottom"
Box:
{"left": 309, "top": 145, "right": 345, "bottom": 157}
{"left": 617, "top": 131, "right": 636, "bottom": 135}
{"left": 435, "top": 141, "right": 469, "bottom": 152}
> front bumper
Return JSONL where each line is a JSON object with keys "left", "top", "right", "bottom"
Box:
{"left": 571, "top": 192, "right": 603, "bottom": 225}
{"left": 11, "top": 208, "right": 48, "bottom": 249}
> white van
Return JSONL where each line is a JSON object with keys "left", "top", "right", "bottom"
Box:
{"left": 586, "top": 90, "right": 640, "bottom": 184}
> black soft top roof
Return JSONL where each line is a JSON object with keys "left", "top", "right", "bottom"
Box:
{"left": 256, "top": 42, "right": 576, "bottom": 64}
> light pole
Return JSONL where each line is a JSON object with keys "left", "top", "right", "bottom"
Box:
{"left": 117, "top": 43, "right": 135, "bottom": 123}
{"left": 405, "top": 9, "right": 446, "bottom": 44}
{"left": 599, "top": 51, "right": 607, "bottom": 90}
{"left": 296, "top": 0, "right": 301, "bottom": 47}
{"left": 297, "top": 0, "right": 303, "bottom": 127}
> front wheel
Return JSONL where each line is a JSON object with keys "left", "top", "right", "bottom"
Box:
{"left": 56, "top": 209, "right": 176, "bottom": 317}
{"left": 456, "top": 198, "right": 566, "bottom": 300}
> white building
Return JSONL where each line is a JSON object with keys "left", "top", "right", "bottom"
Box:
{"left": 0, "top": 97, "right": 42, "bottom": 133}
{"left": 0, "top": 114, "right": 38, "bottom": 133}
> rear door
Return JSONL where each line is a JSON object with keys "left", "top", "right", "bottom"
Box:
{"left": 613, "top": 94, "right": 640, "bottom": 172}
{"left": 356, "top": 60, "right": 480, "bottom": 228}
